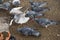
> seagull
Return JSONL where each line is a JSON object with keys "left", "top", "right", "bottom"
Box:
{"left": 9, "top": 14, "right": 30, "bottom": 25}
{"left": 9, "top": 7, "right": 30, "bottom": 25}
{"left": 14, "top": 13, "right": 30, "bottom": 24}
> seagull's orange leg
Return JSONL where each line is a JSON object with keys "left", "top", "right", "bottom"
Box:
{"left": 0, "top": 33, "right": 4, "bottom": 40}
{"left": 5, "top": 31, "right": 11, "bottom": 40}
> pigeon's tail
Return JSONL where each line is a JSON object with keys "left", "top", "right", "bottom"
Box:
{"left": 29, "top": 0, "right": 34, "bottom": 5}
{"left": 40, "top": 7, "right": 50, "bottom": 13}
{"left": 17, "top": 28, "right": 22, "bottom": 32}
{"left": 56, "top": 21, "right": 60, "bottom": 25}
{"left": 50, "top": 20, "right": 60, "bottom": 25}
{"left": 33, "top": 18, "right": 40, "bottom": 23}
{"left": 32, "top": 31, "right": 40, "bottom": 37}
{"left": 39, "top": 1, "right": 48, "bottom": 7}
{"left": 29, "top": 0, "right": 33, "bottom": 3}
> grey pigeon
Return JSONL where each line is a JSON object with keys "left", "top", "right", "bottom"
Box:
{"left": 17, "top": 27, "right": 40, "bottom": 37}
{"left": 29, "top": 0, "right": 49, "bottom": 12}
{"left": 34, "top": 18, "right": 57, "bottom": 28}
{"left": 31, "top": 7, "right": 50, "bottom": 12}
{"left": 25, "top": 10, "right": 44, "bottom": 18}
{"left": 0, "top": 2, "right": 11, "bottom": 10}
{"left": 29, "top": 0, "right": 47, "bottom": 7}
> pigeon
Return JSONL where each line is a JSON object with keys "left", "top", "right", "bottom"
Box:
{"left": 9, "top": 35, "right": 16, "bottom": 40}
{"left": 0, "top": 0, "right": 3, "bottom": 4}
{"left": 34, "top": 18, "right": 57, "bottom": 28}
{"left": 29, "top": 0, "right": 49, "bottom": 12}
{"left": 29, "top": 0, "right": 47, "bottom": 7}
{"left": 12, "top": 0, "right": 20, "bottom": 6}
{"left": 17, "top": 27, "right": 40, "bottom": 37}
{"left": 31, "top": 7, "right": 50, "bottom": 12}
{"left": 2, "top": 2, "right": 11, "bottom": 10}
{"left": 25, "top": 10, "right": 44, "bottom": 19}
{"left": 0, "top": 2, "right": 11, "bottom": 10}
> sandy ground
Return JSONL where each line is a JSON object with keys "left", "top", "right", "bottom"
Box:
{"left": 0, "top": 0, "right": 60, "bottom": 40}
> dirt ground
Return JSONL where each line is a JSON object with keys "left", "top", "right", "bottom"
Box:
{"left": 0, "top": 0, "right": 60, "bottom": 40}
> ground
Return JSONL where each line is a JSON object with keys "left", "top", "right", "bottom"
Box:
{"left": 0, "top": 0, "right": 60, "bottom": 40}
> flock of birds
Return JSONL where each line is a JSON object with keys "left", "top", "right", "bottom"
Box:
{"left": 0, "top": 0, "right": 59, "bottom": 40}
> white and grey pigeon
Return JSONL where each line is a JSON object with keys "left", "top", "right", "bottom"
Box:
{"left": 17, "top": 27, "right": 40, "bottom": 37}
{"left": 12, "top": 0, "right": 21, "bottom": 6}
{"left": 34, "top": 18, "right": 57, "bottom": 28}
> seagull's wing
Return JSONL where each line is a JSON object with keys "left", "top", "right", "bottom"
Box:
{"left": 15, "top": 7, "right": 23, "bottom": 10}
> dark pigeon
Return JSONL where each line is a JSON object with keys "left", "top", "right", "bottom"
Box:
{"left": 0, "top": 0, "right": 3, "bottom": 4}
{"left": 9, "top": 35, "right": 16, "bottom": 40}
{"left": 17, "top": 27, "right": 40, "bottom": 37}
